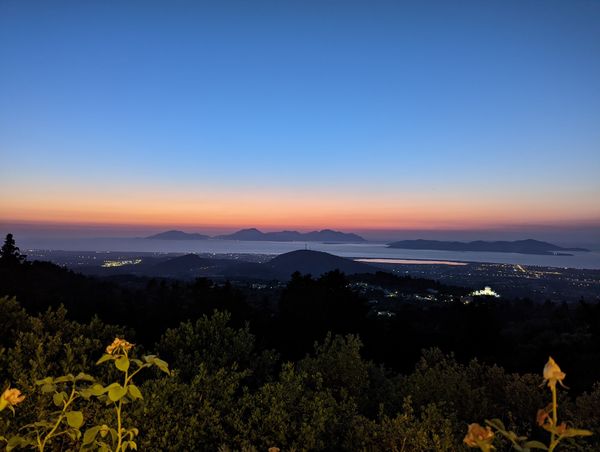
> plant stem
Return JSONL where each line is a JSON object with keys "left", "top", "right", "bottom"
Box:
{"left": 546, "top": 384, "right": 559, "bottom": 452}
{"left": 115, "top": 351, "right": 130, "bottom": 452}
{"left": 116, "top": 399, "right": 123, "bottom": 452}
{"left": 40, "top": 385, "right": 76, "bottom": 451}
{"left": 552, "top": 384, "right": 558, "bottom": 442}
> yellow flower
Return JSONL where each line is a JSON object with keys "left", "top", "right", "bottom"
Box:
{"left": 0, "top": 387, "right": 25, "bottom": 411}
{"left": 268, "top": 448, "right": 280, "bottom": 452}
{"left": 464, "top": 423, "right": 494, "bottom": 448}
{"left": 543, "top": 357, "right": 566, "bottom": 389}
{"left": 106, "top": 337, "right": 134, "bottom": 355}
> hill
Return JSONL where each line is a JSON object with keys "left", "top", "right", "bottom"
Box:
{"left": 151, "top": 253, "right": 225, "bottom": 274}
{"left": 267, "top": 250, "right": 375, "bottom": 278}
{"left": 216, "top": 228, "right": 365, "bottom": 242}
{"left": 388, "top": 239, "right": 589, "bottom": 255}
{"left": 146, "top": 230, "right": 209, "bottom": 240}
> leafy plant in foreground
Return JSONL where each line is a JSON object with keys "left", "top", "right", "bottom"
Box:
{"left": 1, "top": 338, "right": 170, "bottom": 451}
{"left": 464, "top": 357, "right": 593, "bottom": 451}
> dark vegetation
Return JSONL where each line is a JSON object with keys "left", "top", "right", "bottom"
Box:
{"left": 1, "top": 235, "right": 599, "bottom": 450}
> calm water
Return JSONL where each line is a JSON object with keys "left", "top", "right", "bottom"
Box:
{"left": 356, "top": 258, "right": 467, "bottom": 266}
{"left": 18, "top": 237, "right": 600, "bottom": 269}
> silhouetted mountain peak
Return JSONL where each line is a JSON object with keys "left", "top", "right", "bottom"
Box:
{"left": 268, "top": 249, "right": 374, "bottom": 278}
{"left": 216, "top": 228, "right": 365, "bottom": 242}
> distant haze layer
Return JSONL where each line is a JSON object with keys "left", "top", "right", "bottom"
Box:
{"left": 1, "top": 221, "right": 599, "bottom": 251}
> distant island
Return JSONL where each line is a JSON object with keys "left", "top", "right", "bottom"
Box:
{"left": 145, "top": 228, "right": 365, "bottom": 243}
{"left": 145, "top": 230, "right": 209, "bottom": 240}
{"left": 215, "top": 228, "right": 365, "bottom": 243}
{"left": 387, "top": 239, "right": 589, "bottom": 255}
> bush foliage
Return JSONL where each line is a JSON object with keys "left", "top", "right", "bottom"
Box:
{"left": 1, "top": 296, "right": 597, "bottom": 451}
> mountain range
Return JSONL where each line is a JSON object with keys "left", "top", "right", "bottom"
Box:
{"left": 387, "top": 239, "right": 589, "bottom": 255}
{"left": 215, "top": 228, "right": 365, "bottom": 242}
{"left": 146, "top": 228, "right": 365, "bottom": 243}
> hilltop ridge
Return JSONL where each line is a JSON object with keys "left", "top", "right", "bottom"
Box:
{"left": 215, "top": 228, "right": 365, "bottom": 242}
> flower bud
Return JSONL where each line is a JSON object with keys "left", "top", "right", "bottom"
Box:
{"left": 543, "top": 357, "right": 566, "bottom": 389}
{"left": 464, "top": 423, "right": 494, "bottom": 448}
{"left": 106, "top": 337, "right": 134, "bottom": 355}
{"left": 0, "top": 387, "right": 25, "bottom": 411}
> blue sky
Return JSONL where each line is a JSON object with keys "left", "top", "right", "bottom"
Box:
{"left": 1, "top": 0, "right": 599, "bottom": 232}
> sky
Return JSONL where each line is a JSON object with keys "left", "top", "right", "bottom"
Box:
{"left": 1, "top": 0, "right": 599, "bottom": 239}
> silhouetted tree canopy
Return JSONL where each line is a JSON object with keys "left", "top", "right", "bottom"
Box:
{"left": 0, "top": 233, "right": 26, "bottom": 266}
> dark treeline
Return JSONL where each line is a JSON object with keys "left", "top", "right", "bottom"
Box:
{"left": 1, "top": 237, "right": 600, "bottom": 450}
{"left": 2, "top": 253, "right": 600, "bottom": 392}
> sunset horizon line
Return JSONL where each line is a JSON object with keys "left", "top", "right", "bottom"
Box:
{"left": 3, "top": 217, "right": 600, "bottom": 235}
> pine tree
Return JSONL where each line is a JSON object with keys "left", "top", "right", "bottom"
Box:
{"left": 0, "top": 233, "right": 26, "bottom": 265}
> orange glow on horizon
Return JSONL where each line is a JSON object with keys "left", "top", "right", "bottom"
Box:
{"left": 2, "top": 187, "right": 599, "bottom": 232}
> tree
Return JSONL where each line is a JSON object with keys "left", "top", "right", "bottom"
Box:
{"left": 0, "top": 233, "right": 26, "bottom": 266}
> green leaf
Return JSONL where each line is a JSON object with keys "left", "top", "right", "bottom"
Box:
{"left": 53, "top": 392, "right": 65, "bottom": 407}
{"left": 31, "top": 421, "right": 54, "bottom": 428}
{"left": 54, "top": 374, "right": 75, "bottom": 383}
{"left": 115, "top": 355, "right": 130, "bottom": 372}
{"left": 36, "top": 377, "right": 54, "bottom": 385}
{"left": 79, "top": 389, "right": 92, "bottom": 399}
{"left": 108, "top": 384, "right": 127, "bottom": 402}
{"left": 153, "top": 358, "right": 170, "bottom": 375}
{"left": 75, "top": 372, "right": 95, "bottom": 382}
{"left": 486, "top": 418, "right": 506, "bottom": 431}
{"left": 89, "top": 384, "right": 106, "bottom": 396}
{"left": 6, "top": 435, "right": 32, "bottom": 451}
{"left": 66, "top": 429, "right": 81, "bottom": 441}
{"left": 66, "top": 410, "right": 84, "bottom": 428}
{"left": 96, "top": 354, "right": 114, "bottom": 365}
{"left": 41, "top": 383, "right": 56, "bottom": 393}
{"left": 523, "top": 441, "right": 548, "bottom": 450}
{"left": 128, "top": 384, "right": 143, "bottom": 400}
{"left": 561, "top": 428, "right": 594, "bottom": 438}
{"left": 83, "top": 426, "right": 101, "bottom": 445}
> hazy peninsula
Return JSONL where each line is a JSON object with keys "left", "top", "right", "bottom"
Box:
{"left": 145, "top": 230, "right": 209, "bottom": 240}
{"left": 387, "top": 239, "right": 589, "bottom": 255}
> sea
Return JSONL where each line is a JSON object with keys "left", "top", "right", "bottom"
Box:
{"left": 17, "top": 237, "right": 600, "bottom": 270}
